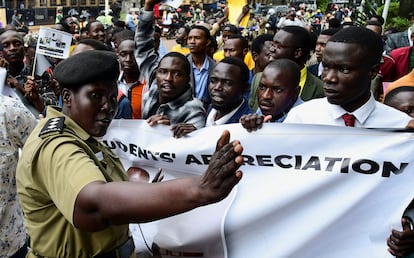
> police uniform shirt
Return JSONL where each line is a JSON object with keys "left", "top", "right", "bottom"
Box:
{"left": 16, "top": 106, "right": 130, "bottom": 257}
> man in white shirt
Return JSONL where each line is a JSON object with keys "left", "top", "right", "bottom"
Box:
{"left": 277, "top": 10, "right": 305, "bottom": 29}
{"left": 284, "top": 26, "right": 412, "bottom": 128}
{"left": 283, "top": 26, "right": 414, "bottom": 257}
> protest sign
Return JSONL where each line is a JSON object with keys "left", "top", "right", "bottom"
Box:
{"left": 36, "top": 27, "right": 72, "bottom": 59}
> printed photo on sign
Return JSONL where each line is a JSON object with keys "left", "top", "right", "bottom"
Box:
{"left": 36, "top": 27, "right": 72, "bottom": 59}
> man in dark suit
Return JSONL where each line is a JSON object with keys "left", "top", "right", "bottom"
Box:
{"left": 171, "top": 57, "right": 252, "bottom": 138}
{"left": 308, "top": 28, "right": 338, "bottom": 79}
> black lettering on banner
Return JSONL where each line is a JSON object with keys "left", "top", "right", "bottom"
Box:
{"left": 138, "top": 147, "right": 148, "bottom": 159}
{"left": 147, "top": 151, "right": 158, "bottom": 161}
{"left": 243, "top": 155, "right": 255, "bottom": 166}
{"left": 116, "top": 141, "right": 127, "bottom": 152}
{"left": 325, "top": 157, "right": 342, "bottom": 171}
{"left": 201, "top": 155, "right": 212, "bottom": 165}
{"left": 294, "top": 155, "right": 302, "bottom": 169}
{"left": 352, "top": 159, "right": 379, "bottom": 175}
{"left": 341, "top": 158, "right": 351, "bottom": 173}
{"left": 130, "top": 144, "right": 138, "bottom": 156}
{"left": 382, "top": 162, "right": 408, "bottom": 177}
{"left": 257, "top": 155, "right": 274, "bottom": 167}
{"left": 301, "top": 156, "right": 321, "bottom": 171}
{"left": 274, "top": 155, "right": 293, "bottom": 168}
{"left": 185, "top": 154, "right": 203, "bottom": 165}
{"left": 102, "top": 138, "right": 410, "bottom": 178}
{"left": 160, "top": 153, "right": 174, "bottom": 163}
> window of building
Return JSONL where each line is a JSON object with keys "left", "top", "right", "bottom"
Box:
{"left": 39, "top": 0, "right": 48, "bottom": 7}
{"left": 90, "top": 0, "right": 96, "bottom": 5}
{"left": 70, "top": 0, "right": 76, "bottom": 5}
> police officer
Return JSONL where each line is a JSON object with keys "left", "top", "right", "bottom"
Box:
{"left": 16, "top": 50, "right": 244, "bottom": 257}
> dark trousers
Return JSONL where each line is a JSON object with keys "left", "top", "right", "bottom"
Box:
{"left": 10, "top": 243, "right": 28, "bottom": 258}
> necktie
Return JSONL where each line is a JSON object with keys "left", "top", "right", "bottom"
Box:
{"left": 342, "top": 113, "right": 356, "bottom": 127}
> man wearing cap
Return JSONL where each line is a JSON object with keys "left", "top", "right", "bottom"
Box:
{"left": 16, "top": 50, "right": 244, "bottom": 257}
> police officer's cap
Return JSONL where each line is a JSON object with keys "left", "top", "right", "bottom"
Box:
{"left": 54, "top": 50, "right": 120, "bottom": 89}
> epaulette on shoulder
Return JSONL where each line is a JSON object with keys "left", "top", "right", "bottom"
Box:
{"left": 39, "top": 117, "right": 65, "bottom": 137}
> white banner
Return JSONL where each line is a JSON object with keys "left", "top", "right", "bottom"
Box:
{"left": 103, "top": 120, "right": 414, "bottom": 258}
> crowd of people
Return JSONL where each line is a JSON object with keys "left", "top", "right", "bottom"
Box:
{"left": 1, "top": 0, "right": 414, "bottom": 257}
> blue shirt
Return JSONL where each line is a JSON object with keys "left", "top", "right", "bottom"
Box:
{"left": 192, "top": 57, "right": 210, "bottom": 103}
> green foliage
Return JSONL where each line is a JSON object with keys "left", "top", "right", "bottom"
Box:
{"left": 316, "top": 0, "right": 329, "bottom": 13}
{"left": 377, "top": 2, "right": 411, "bottom": 31}
{"left": 363, "top": 0, "right": 377, "bottom": 17}
{"left": 386, "top": 16, "right": 412, "bottom": 31}
{"left": 376, "top": 2, "right": 399, "bottom": 19}
{"left": 352, "top": 11, "right": 368, "bottom": 26}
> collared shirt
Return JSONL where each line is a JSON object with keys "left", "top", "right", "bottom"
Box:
{"left": 299, "top": 66, "right": 308, "bottom": 95}
{"left": 284, "top": 94, "right": 412, "bottom": 128}
{"left": 142, "top": 85, "right": 206, "bottom": 129}
{"left": 117, "top": 74, "right": 143, "bottom": 119}
{"left": 256, "top": 97, "right": 304, "bottom": 122}
{"left": 171, "top": 44, "right": 190, "bottom": 55}
{"left": 318, "top": 62, "right": 323, "bottom": 77}
{"left": 192, "top": 57, "right": 210, "bottom": 102}
{"left": 213, "top": 50, "right": 255, "bottom": 70}
{"left": 17, "top": 106, "right": 130, "bottom": 257}
{"left": 206, "top": 99, "right": 245, "bottom": 126}
{"left": 0, "top": 96, "right": 37, "bottom": 256}
{"left": 118, "top": 75, "right": 137, "bottom": 97}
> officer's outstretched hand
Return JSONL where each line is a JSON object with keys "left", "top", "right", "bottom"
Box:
{"left": 197, "top": 130, "right": 243, "bottom": 205}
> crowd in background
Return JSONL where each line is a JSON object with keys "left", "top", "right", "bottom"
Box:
{"left": 1, "top": 0, "right": 414, "bottom": 257}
